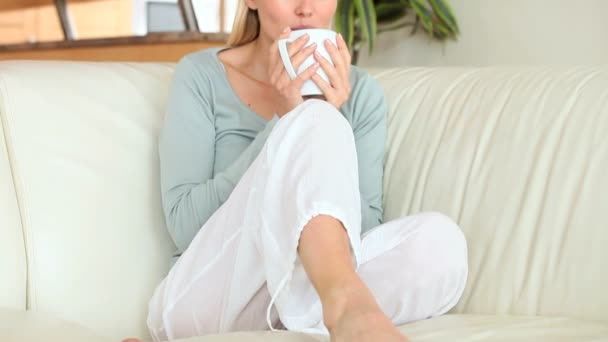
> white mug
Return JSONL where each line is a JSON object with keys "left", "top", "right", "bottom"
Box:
{"left": 278, "top": 28, "right": 338, "bottom": 96}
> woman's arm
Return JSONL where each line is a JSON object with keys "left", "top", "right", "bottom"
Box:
{"left": 159, "top": 57, "right": 278, "bottom": 254}
{"left": 350, "top": 73, "right": 388, "bottom": 234}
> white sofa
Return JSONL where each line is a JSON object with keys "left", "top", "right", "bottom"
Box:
{"left": 1, "top": 60, "right": 607, "bottom": 342}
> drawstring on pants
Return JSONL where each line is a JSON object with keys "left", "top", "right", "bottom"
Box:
{"left": 266, "top": 272, "right": 290, "bottom": 331}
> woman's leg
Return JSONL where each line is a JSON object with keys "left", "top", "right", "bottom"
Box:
{"left": 297, "top": 212, "right": 467, "bottom": 340}
{"left": 145, "top": 149, "right": 278, "bottom": 340}
{"left": 264, "top": 99, "right": 407, "bottom": 341}
{"left": 357, "top": 212, "right": 468, "bottom": 327}
{"left": 145, "top": 99, "right": 371, "bottom": 340}
{"left": 298, "top": 216, "right": 409, "bottom": 341}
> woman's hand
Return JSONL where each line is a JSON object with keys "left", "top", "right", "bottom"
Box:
{"left": 311, "top": 33, "right": 352, "bottom": 109}
{"left": 268, "top": 27, "right": 321, "bottom": 117}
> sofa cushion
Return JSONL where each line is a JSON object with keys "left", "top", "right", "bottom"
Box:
{"left": 2, "top": 309, "right": 607, "bottom": 342}
{"left": 177, "top": 315, "right": 608, "bottom": 341}
{"left": 372, "top": 66, "right": 608, "bottom": 322}
{"left": 0, "top": 70, "right": 26, "bottom": 310}
{"left": 0, "top": 308, "right": 111, "bottom": 342}
{"left": 0, "top": 61, "right": 176, "bottom": 338}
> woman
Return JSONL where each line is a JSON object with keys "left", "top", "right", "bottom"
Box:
{"left": 125, "top": 0, "right": 468, "bottom": 340}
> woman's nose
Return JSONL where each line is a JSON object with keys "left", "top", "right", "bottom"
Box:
{"left": 295, "top": 1, "right": 313, "bottom": 17}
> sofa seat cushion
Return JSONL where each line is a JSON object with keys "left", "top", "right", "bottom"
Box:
{"left": 0, "top": 308, "right": 110, "bottom": 342}
{"left": 3, "top": 309, "right": 607, "bottom": 342}
{"left": 402, "top": 314, "right": 608, "bottom": 341}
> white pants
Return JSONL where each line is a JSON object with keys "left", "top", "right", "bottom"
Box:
{"left": 147, "top": 99, "right": 468, "bottom": 341}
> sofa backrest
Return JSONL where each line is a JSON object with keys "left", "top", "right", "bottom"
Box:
{"left": 0, "top": 61, "right": 176, "bottom": 339}
{"left": 0, "top": 80, "right": 26, "bottom": 310}
{"left": 373, "top": 66, "right": 608, "bottom": 323}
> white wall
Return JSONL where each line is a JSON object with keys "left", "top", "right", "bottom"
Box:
{"left": 359, "top": 0, "right": 608, "bottom": 67}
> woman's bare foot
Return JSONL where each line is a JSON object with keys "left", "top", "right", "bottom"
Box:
{"left": 121, "top": 338, "right": 144, "bottom": 342}
{"left": 323, "top": 280, "right": 409, "bottom": 342}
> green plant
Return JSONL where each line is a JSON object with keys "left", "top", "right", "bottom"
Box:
{"left": 335, "top": 0, "right": 459, "bottom": 64}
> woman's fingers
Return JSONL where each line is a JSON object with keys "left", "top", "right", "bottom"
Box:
{"left": 287, "top": 33, "right": 311, "bottom": 58}
{"left": 310, "top": 73, "right": 333, "bottom": 99}
{"left": 314, "top": 50, "right": 341, "bottom": 88}
{"left": 275, "top": 41, "right": 316, "bottom": 90}
{"left": 290, "top": 43, "right": 317, "bottom": 71}
{"left": 291, "top": 62, "right": 321, "bottom": 90}
{"left": 268, "top": 28, "right": 292, "bottom": 77}
{"left": 270, "top": 29, "right": 311, "bottom": 84}
{"left": 323, "top": 38, "right": 346, "bottom": 81}
{"left": 309, "top": 34, "right": 352, "bottom": 108}
{"left": 269, "top": 29, "right": 352, "bottom": 111}
{"left": 336, "top": 33, "right": 352, "bottom": 72}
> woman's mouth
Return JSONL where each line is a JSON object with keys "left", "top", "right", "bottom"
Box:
{"left": 291, "top": 25, "right": 315, "bottom": 30}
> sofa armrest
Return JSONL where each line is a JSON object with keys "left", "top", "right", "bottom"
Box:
{"left": 0, "top": 68, "right": 27, "bottom": 310}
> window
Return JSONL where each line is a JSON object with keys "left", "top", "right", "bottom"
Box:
{"left": 137, "top": 1, "right": 185, "bottom": 33}
{"left": 133, "top": 0, "right": 238, "bottom": 35}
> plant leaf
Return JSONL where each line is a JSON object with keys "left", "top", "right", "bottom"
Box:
{"left": 433, "top": 22, "right": 450, "bottom": 39}
{"left": 335, "top": 0, "right": 356, "bottom": 49}
{"left": 427, "top": 0, "right": 459, "bottom": 34}
{"left": 375, "top": 3, "right": 407, "bottom": 23}
{"left": 353, "top": 0, "right": 377, "bottom": 53}
{"left": 378, "top": 20, "right": 416, "bottom": 33}
{"left": 410, "top": 0, "right": 434, "bottom": 34}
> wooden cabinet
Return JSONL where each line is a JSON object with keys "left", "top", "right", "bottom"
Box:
{"left": 0, "top": 6, "right": 62, "bottom": 44}
{"left": 0, "top": 0, "right": 102, "bottom": 12}
{"left": 70, "top": 0, "right": 133, "bottom": 39}
{"left": 0, "top": 0, "right": 133, "bottom": 45}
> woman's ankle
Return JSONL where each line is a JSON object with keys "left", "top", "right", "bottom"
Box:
{"left": 321, "top": 276, "right": 381, "bottom": 331}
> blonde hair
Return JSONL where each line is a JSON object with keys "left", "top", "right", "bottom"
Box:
{"left": 227, "top": 1, "right": 260, "bottom": 46}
